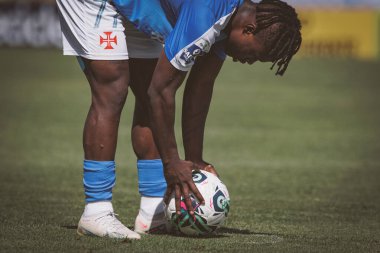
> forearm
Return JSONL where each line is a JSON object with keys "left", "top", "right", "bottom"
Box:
{"left": 182, "top": 77, "right": 213, "bottom": 163}
{"left": 182, "top": 53, "right": 224, "bottom": 163}
{"left": 148, "top": 51, "right": 187, "bottom": 166}
{"left": 149, "top": 85, "right": 180, "bottom": 164}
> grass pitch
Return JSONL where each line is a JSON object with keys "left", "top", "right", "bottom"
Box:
{"left": 0, "top": 48, "right": 379, "bottom": 252}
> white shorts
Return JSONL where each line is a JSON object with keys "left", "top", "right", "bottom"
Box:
{"left": 56, "top": 0, "right": 162, "bottom": 60}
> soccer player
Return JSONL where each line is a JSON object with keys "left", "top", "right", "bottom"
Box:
{"left": 56, "top": 0, "right": 301, "bottom": 240}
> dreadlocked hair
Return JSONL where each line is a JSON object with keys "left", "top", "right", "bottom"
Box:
{"left": 254, "top": 0, "right": 302, "bottom": 75}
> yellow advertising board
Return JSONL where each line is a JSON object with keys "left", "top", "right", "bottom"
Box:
{"left": 298, "top": 9, "right": 379, "bottom": 59}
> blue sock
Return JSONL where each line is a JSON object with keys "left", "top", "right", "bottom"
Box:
{"left": 137, "top": 159, "right": 167, "bottom": 197}
{"left": 83, "top": 160, "right": 116, "bottom": 203}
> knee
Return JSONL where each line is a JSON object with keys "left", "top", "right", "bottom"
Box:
{"left": 86, "top": 62, "right": 130, "bottom": 117}
{"left": 91, "top": 84, "right": 128, "bottom": 119}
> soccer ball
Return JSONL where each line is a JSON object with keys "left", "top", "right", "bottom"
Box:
{"left": 165, "top": 170, "right": 230, "bottom": 236}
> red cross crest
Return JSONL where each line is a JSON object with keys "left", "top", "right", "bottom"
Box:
{"left": 100, "top": 32, "right": 118, "bottom": 50}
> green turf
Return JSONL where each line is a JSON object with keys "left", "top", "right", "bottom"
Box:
{"left": 0, "top": 48, "right": 379, "bottom": 252}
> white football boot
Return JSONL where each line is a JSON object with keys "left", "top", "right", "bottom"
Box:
{"left": 77, "top": 211, "right": 141, "bottom": 240}
{"left": 134, "top": 211, "right": 170, "bottom": 234}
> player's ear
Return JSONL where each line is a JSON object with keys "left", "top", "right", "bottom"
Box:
{"left": 243, "top": 23, "right": 257, "bottom": 35}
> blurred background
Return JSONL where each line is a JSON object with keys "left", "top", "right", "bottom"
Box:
{"left": 0, "top": 0, "right": 379, "bottom": 252}
{"left": 1, "top": 0, "right": 379, "bottom": 58}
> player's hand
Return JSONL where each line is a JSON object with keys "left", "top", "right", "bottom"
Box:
{"left": 163, "top": 159, "right": 205, "bottom": 216}
{"left": 194, "top": 160, "right": 219, "bottom": 177}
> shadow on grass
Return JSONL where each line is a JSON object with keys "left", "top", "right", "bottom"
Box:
{"left": 168, "top": 226, "right": 277, "bottom": 239}
{"left": 60, "top": 225, "right": 280, "bottom": 241}
{"left": 60, "top": 224, "right": 227, "bottom": 239}
{"left": 61, "top": 225, "right": 77, "bottom": 230}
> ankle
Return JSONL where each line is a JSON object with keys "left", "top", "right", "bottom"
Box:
{"left": 138, "top": 196, "right": 164, "bottom": 219}
{"left": 84, "top": 201, "right": 113, "bottom": 216}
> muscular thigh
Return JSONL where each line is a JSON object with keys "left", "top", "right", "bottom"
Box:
{"left": 81, "top": 58, "right": 130, "bottom": 110}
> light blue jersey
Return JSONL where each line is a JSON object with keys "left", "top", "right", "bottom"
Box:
{"left": 113, "top": 0, "right": 244, "bottom": 71}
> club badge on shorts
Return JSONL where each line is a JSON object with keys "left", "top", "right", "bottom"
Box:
{"left": 100, "top": 32, "right": 118, "bottom": 49}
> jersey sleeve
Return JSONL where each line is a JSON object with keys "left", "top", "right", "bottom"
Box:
{"left": 165, "top": 1, "right": 231, "bottom": 71}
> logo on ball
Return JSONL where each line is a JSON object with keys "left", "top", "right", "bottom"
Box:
{"left": 213, "top": 189, "right": 228, "bottom": 213}
{"left": 192, "top": 171, "right": 207, "bottom": 183}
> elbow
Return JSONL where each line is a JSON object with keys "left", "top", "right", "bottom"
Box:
{"left": 147, "top": 82, "right": 175, "bottom": 108}
{"left": 147, "top": 82, "right": 161, "bottom": 106}
{"left": 147, "top": 84, "right": 157, "bottom": 103}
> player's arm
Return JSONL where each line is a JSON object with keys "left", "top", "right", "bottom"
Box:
{"left": 148, "top": 0, "right": 226, "bottom": 214}
{"left": 182, "top": 51, "right": 224, "bottom": 176}
{"left": 148, "top": 50, "right": 205, "bottom": 215}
